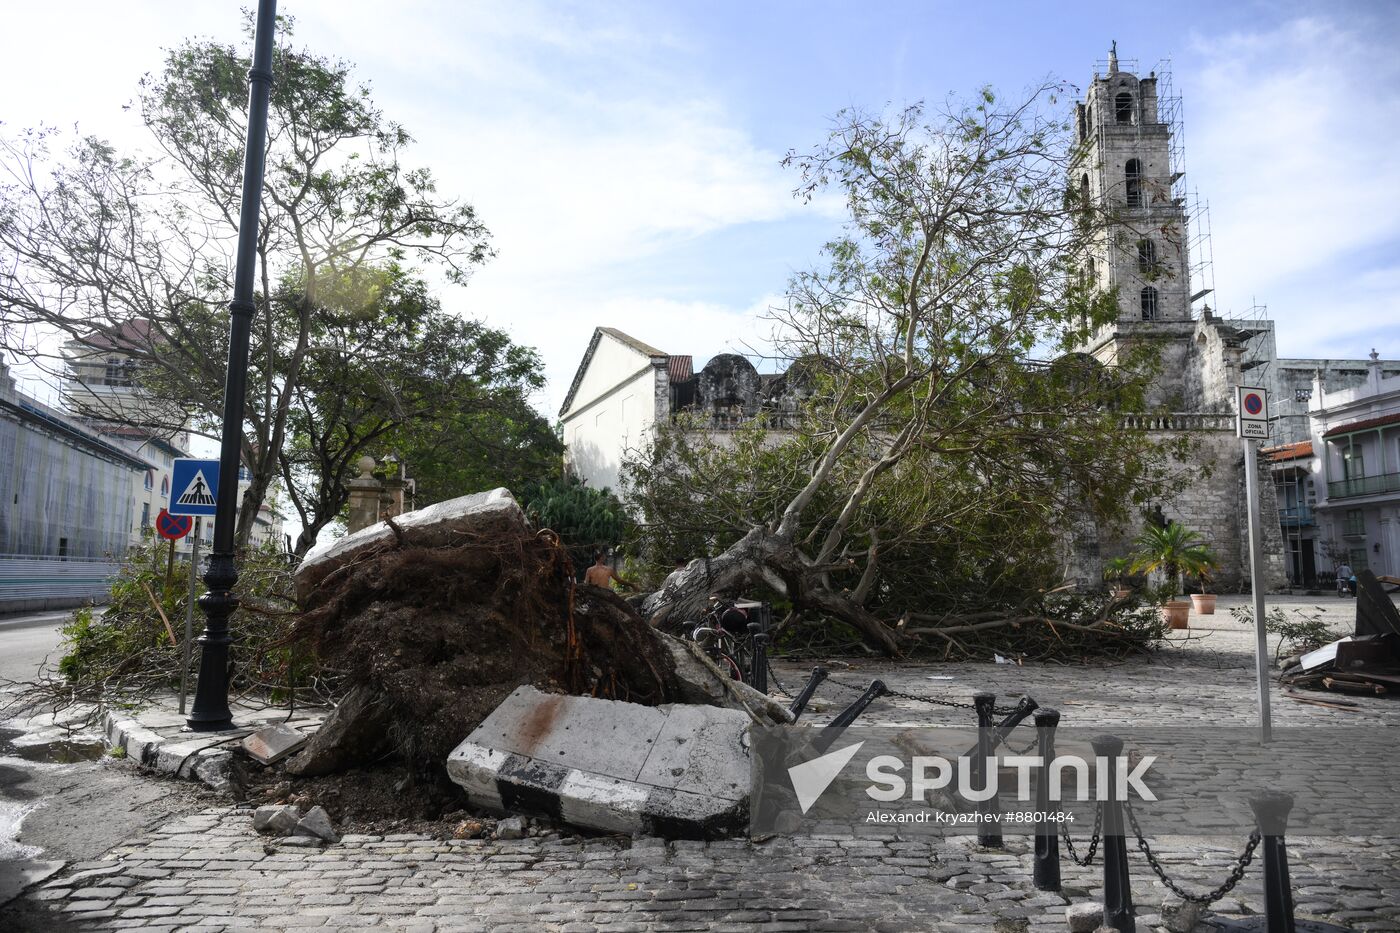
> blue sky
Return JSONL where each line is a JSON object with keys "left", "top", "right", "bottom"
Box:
{"left": 3, "top": 0, "right": 1398, "bottom": 415}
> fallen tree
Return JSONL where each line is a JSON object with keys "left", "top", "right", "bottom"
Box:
{"left": 631, "top": 88, "right": 1181, "bottom": 655}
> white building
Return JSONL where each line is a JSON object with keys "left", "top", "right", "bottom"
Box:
{"left": 558, "top": 328, "right": 676, "bottom": 493}
{"left": 1285, "top": 353, "right": 1400, "bottom": 581}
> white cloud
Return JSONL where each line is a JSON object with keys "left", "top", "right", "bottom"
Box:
{"left": 1185, "top": 16, "right": 1400, "bottom": 357}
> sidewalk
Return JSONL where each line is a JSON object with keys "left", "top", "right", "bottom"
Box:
{"left": 97, "top": 693, "right": 328, "bottom": 793}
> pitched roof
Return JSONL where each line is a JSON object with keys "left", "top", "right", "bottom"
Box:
{"left": 72, "top": 319, "right": 154, "bottom": 354}
{"left": 1262, "top": 440, "right": 1313, "bottom": 462}
{"left": 667, "top": 355, "right": 693, "bottom": 383}
{"left": 559, "top": 327, "right": 667, "bottom": 417}
{"left": 1322, "top": 411, "right": 1400, "bottom": 438}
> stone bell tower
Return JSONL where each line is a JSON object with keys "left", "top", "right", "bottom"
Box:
{"left": 1073, "top": 44, "right": 1204, "bottom": 409}
{"left": 1063, "top": 45, "right": 1288, "bottom": 593}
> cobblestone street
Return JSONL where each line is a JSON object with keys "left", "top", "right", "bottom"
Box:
{"left": 8, "top": 596, "right": 1400, "bottom": 932}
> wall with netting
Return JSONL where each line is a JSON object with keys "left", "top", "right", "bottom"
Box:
{"left": 0, "top": 413, "right": 138, "bottom": 558}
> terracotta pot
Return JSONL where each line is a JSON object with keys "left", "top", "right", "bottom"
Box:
{"left": 1190, "top": 593, "right": 1217, "bottom": 615}
{"left": 1161, "top": 600, "right": 1191, "bottom": 629}
{"left": 1111, "top": 584, "right": 1131, "bottom": 599}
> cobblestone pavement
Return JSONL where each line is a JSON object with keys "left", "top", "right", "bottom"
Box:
{"left": 7, "top": 594, "right": 1399, "bottom": 932}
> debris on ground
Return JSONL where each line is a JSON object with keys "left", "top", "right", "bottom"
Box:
{"left": 447, "top": 685, "right": 751, "bottom": 839}
{"left": 266, "top": 488, "right": 793, "bottom": 837}
{"left": 240, "top": 724, "right": 308, "bottom": 766}
{"left": 251, "top": 803, "right": 339, "bottom": 844}
{"left": 288, "top": 489, "right": 695, "bottom": 773}
{"left": 1280, "top": 570, "right": 1400, "bottom": 697}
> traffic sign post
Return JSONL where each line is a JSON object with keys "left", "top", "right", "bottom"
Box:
{"left": 180, "top": 518, "right": 202, "bottom": 716}
{"left": 1237, "top": 386, "right": 1272, "bottom": 741}
{"left": 170, "top": 458, "right": 221, "bottom": 518}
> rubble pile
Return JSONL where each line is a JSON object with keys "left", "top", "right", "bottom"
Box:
{"left": 286, "top": 489, "right": 690, "bottom": 774}
{"left": 1280, "top": 569, "right": 1400, "bottom": 698}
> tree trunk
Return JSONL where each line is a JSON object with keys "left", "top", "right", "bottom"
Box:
{"left": 641, "top": 527, "right": 903, "bottom": 656}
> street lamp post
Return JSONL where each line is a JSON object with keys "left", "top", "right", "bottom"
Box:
{"left": 187, "top": 0, "right": 278, "bottom": 731}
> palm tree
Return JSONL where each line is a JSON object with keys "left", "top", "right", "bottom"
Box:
{"left": 1129, "top": 522, "right": 1217, "bottom": 599}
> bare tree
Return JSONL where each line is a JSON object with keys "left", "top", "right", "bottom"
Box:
{"left": 0, "top": 21, "right": 489, "bottom": 547}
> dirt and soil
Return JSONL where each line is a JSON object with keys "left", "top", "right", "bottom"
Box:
{"left": 286, "top": 528, "right": 687, "bottom": 781}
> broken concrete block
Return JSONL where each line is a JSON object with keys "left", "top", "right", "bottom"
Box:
{"left": 241, "top": 724, "right": 308, "bottom": 766}
{"left": 1066, "top": 902, "right": 1103, "bottom": 933}
{"left": 253, "top": 805, "right": 301, "bottom": 836}
{"left": 660, "top": 634, "right": 794, "bottom": 726}
{"left": 447, "top": 685, "right": 750, "bottom": 839}
{"left": 286, "top": 684, "right": 390, "bottom": 777}
{"left": 294, "top": 488, "right": 526, "bottom": 603}
{"left": 293, "top": 805, "right": 339, "bottom": 843}
{"left": 494, "top": 816, "right": 525, "bottom": 840}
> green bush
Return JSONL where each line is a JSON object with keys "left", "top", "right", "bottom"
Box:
{"left": 55, "top": 536, "right": 311, "bottom": 701}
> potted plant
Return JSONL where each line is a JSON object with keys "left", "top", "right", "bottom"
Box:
{"left": 1103, "top": 557, "right": 1133, "bottom": 599}
{"left": 1130, "top": 521, "right": 1217, "bottom": 629}
{"left": 1190, "top": 564, "right": 1219, "bottom": 615}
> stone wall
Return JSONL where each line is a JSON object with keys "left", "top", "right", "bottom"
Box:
{"left": 1071, "top": 426, "right": 1288, "bottom": 594}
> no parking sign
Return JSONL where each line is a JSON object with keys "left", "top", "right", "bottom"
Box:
{"left": 156, "top": 508, "right": 193, "bottom": 540}
{"left": 1236, "top": 386, "right": 1269, "bottom": 439}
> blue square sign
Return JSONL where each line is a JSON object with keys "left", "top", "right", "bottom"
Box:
{"left": 169, "top": 458, "right": 221, "bottom": 517}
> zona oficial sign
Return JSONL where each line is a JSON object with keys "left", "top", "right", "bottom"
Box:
{"left": 1236, "top": 386, "right": 1269, "bottom": 439}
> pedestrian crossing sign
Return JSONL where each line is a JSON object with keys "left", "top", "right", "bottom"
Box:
{"left": 170, "top": 458, "right": 221, "bottom": 517}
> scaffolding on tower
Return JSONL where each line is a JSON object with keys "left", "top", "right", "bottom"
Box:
{"left": 1152, "top": 61, "right": 1216, "bottom": 320}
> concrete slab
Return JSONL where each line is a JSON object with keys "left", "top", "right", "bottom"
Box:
{"left": 240, "top": 724, "right": 308, "bottom": 766}
{"left": 635, "top": 703, "right": 749, "bottom": 802}
{"left": 446, "top": 686, "right": 751, "bottom": 839}
{"left": 462, "top": 689, "right": 668, "bottom": 780}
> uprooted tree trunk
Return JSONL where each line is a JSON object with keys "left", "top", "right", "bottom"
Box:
{"left": 642, "top": 526, "right": 904, "bottom": 656}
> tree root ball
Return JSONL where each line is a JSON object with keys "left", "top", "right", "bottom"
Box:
{"left": 290, "top": 530, "right": 684, "bottom": 770}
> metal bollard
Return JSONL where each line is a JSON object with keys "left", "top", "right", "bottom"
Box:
{"left": 1092, "top": 734, "right": 1136, "bottom": 933}
{"left": 961, "top": 694, "right": 1040, "bottom": 760}
{"left": 973, "top": 692, "right": 1003, "bottom": 848}
{"left": 1251, "top": 791, "right": 1296, "bottom": 933}
{"left": 788, "top": 666, "right": 829, "bottom": 719}
{"left": 748, "top": 621, "right": 769, "bottom": 693}
{"left": 1032, "top": 708, "right": 1061, "bottom": 892}
{"left": 995, "top": 695, "right": 1040, "bottom": 745}
{"left": 813, "top": 680, "right": 888, "bottom": 753}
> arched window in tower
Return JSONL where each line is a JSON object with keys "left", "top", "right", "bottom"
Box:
{"left": 1125, "top": 159, "right": 1143, "bottom": 208}
{"left": 1115, "top": 92, "right": 1134, "bottom": 124}
{"left": 1087, "top": 257, "right": 1096, "bottom": 285}
{"left": 1079, "top": 173, "right": 1090, "bottom": 208}
{"left": 1137, "top": 239, "right": 1157, "bottom": 276}
{"left": 1140, "top": 286, "right": 1158, "bottom": 320}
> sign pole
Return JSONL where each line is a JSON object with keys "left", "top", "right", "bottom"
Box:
{"left": 1237, "top": 386, "right": 1273, "bottom": 742}
{"left": 180, "top": 518, "right": 201, "bottom": 716}
{"left": 1242, "top": 436, "right": 1272, "bottom": 742}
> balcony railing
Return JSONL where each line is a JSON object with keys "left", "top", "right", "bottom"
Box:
{"left": 1120, "top": 412, "right": 1235, "bottom": 432}
{"left": 1278, "top": 505, "right": 1314, "bottom": 526}
{"left": 1328, "top": 471, "right": 1400, "bottom": 500}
